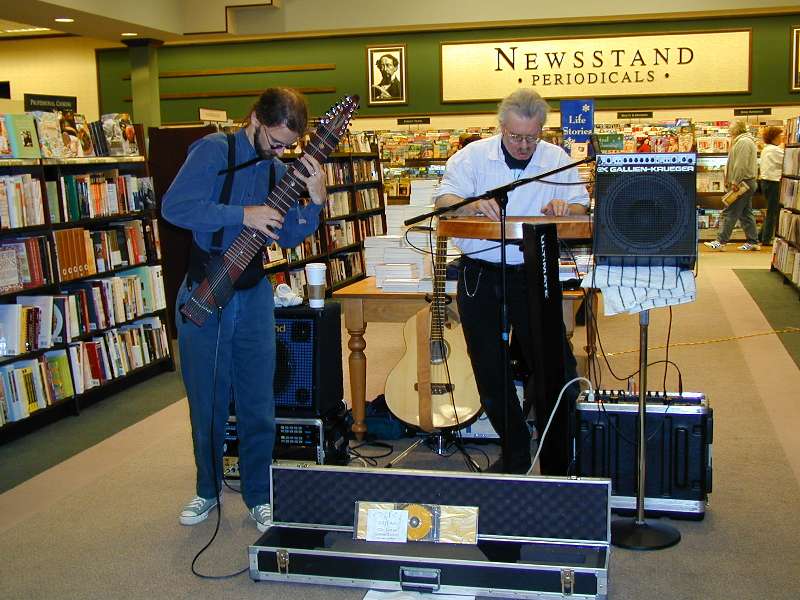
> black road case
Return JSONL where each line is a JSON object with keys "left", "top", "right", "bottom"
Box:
{"left": 575, "top": 390, "right": 713, "bottom": 519}
{"left": 250, "top": 465, "right": 611, "bottom": 598}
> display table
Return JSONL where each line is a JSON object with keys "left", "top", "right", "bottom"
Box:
{"left": 333, "top": 276, "right": 597, "bottom": 441}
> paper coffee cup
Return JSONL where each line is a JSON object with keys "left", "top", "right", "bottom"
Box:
{"left": 305, "top": 263, "right": 327, "bottom": 308}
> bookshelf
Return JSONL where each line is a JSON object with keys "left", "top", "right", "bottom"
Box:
{"left": 771, "top": 131, "right": 800, "bottom": 296}
{"left": 0, "top": 155, "right": 174, "bottom": 441}
{"left": 280, "top": 143, "right": 387, "bottom": 295}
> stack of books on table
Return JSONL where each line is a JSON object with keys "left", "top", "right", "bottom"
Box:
{"left": 374, "top": 263, "right": 419, "bottom": 287}
{"left": 417, "top": 276, "right": 457, "bottom": 294}
{"left": 363, "top": 235, "right": 404, "bottom": 275}
{"left": 385, "top": 204, "right": 434, "bottom": 235}
{"left": 381, "top": 278, "right": 424, "bottom": 293}
{"left": 383, "top": 246, "right": 428, "bottom": 278}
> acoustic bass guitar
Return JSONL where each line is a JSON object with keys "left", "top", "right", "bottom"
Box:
{"left": 384, "top": 235, "right": 482, "bottom": 431}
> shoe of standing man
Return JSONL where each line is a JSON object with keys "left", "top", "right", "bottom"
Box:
{"left": 704, "top": 240, "right": 724, "bottom": 250}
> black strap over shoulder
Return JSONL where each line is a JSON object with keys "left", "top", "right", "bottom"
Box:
{"left": 186, "top": 133, "right": 276, "bottom": 290}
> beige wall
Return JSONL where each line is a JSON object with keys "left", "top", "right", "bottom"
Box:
{"left": 0, "top": 36, "right": 116, "bottom": 120}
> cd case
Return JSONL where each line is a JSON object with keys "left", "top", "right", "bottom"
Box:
{"left": 354, "top": 501, "right": 479, "bottom": 544}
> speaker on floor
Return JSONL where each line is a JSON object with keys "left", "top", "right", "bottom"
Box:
{"left": 274, "top": 303, "right": 343, "bottom": 418}
{"left": 594, "top": 152, "right": 697, "bottom": 269}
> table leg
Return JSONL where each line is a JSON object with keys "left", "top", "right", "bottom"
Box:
{"left": 343, "top": 299, "right": 367, "bottom": 441}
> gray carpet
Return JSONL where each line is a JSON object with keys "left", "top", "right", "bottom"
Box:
{"left": 1, "top": 256, "right": 799, "bottom": 599}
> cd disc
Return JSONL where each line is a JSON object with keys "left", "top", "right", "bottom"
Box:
{"left": 406, "top": 504, "right": 433, "bottom": 541}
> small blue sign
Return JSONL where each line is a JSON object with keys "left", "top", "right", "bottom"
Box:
{"left": 560, "top": 99, "right": 594, "bottom": 151}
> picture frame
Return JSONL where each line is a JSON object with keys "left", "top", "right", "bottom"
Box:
{"left": 792, "top": 26, "right": 800, "bottom": 92}
{"left": 367, "top": 45, "right": 407, "bottom": 106}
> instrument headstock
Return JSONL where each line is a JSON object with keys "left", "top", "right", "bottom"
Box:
{"left": 318, "top": 95, "right": 360, "bottom": 138}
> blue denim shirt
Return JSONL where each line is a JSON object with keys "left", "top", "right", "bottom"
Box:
{"left": 161, "top": 127, "right": 322, "bottom": 251}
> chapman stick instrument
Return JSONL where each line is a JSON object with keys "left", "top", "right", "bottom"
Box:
{"left": 180, "top": 95, "right": 359, "bottom": 326}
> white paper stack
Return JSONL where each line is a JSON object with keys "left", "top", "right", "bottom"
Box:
{"left": 381, "top": 278, "right": 423, "bottom": 292}
{"left": 363, "top": 235, "right": 404, "bottom": 275}
{"left": 384, "top": 246, "right": 428, "bottom": 277}
{"left": 385, "top": 204, "right": 434, "bottom": 236}
{"left": 410, "top": 178, "right": 440, "bottom": 206}
{"left": 417, "top": 276, "right": 457, "bottom": 294}
{"left": 374, "top": 263, "right": 419, "bottom": 287}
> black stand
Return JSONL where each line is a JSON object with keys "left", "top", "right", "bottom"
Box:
{"left": 611, "top": 309, "right": 681, "bottom": 550}
{"left": 386, "top": 430, "right": 479, "bottom": 469}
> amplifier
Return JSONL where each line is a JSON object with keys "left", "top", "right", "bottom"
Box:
{"left": 574, "top": 390, "right": 713, "bottom": 520}
{"left": 594, "top": 152, "right": 697, "bottom": 269}
{"left": 223, "top": 407, "right": 349, "bottom": 478}
{"left": 274, "top": 304, "right": 343, "bottom": 418}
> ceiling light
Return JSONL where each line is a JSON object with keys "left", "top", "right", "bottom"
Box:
{"left": 54, "top": 18, "right": 74, "bottom": 23}
{"left": 121, "top": 32, "right": 138, "bottom": 37}
{"left": 4, "top": 27, "right": 51, "bottom": 33}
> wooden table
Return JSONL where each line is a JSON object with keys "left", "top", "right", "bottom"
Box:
{"left": 333, "top": 276, "right": 596, "bottom": 441}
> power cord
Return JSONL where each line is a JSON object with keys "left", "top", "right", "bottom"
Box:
{"left": 191, "top": 307, "right": 248, "bottom": 581}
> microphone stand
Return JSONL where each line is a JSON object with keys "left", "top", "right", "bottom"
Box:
{"left": 404, "top": 154, "right": 595, "bottom": 473}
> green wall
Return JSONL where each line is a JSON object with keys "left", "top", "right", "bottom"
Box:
{"left": 96, "top": 13, "right": 800, "bottom": 123}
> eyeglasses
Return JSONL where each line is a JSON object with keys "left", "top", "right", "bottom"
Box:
{"left": 262, "top": 126, "right": 298, "bottom": 151}
{"left": 504, "top": 131, "right": 540, "bottom": 145}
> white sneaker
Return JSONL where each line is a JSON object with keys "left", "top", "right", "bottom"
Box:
{"left": 249, "top": 503, "right": 272, "bottom": 532}
{"left": 179, "top": 495, "right": 220, "bottom": 525}
{"left": 704, "top": 240, "right": 724, "bottom": 250}
{"left": 738, "top": 242, "right": 761, "bottom": 251}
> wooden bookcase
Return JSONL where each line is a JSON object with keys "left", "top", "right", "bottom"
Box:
{"left": 771, "top": 135, "right": 800, "bottom": 296}
{"left": 0, "top": 155, "right": 175, "bottom": 442}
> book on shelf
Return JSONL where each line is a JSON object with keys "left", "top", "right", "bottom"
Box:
{"left": 100, "top": 113, "right": 139, "bottom": 156}
{"left": 0, "top": 115, "right": 12, "bottom": 158}
{"left": 4, "top": 114, "right": 41, "bottom": 160}
{"left": 44, "top": 348, "right": 75, "bottom": 400}
{"left": 57, "top": 111, "right": 82, "bottom": 158}
{"left": 31, "top": 111, "right": 66, "bottom": 158}
{"left": 73, "top": 113, "right": 95, "bottom": 158}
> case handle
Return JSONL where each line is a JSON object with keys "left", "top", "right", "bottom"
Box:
{"left": 399, "top": 567, "right": 441, "bottom": 592}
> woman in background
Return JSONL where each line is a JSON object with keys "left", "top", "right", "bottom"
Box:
{"left": 758, "top": 126, "right": 785, "bottom": 246}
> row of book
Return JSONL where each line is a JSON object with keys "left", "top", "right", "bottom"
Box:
{"left": 0, "top": 316, "right": 170, "bottom": 425}
{"left": 51, "top": 171, "right": 155, "bottom": 222}
{"left": 0, "top": 235, "right": 53, "bottom": 293}
{"left": 785, "top": 116, "right": 800, "bottom": 146}
{"left": 0, "top": 265, "right": 165, "bottom": 357}
{"left": 322, "top": 161, "right": 352, "bottom": 186}
{"left": 357, "top": 214, "right": 386, "bottom": 240}
{"left": 777, "top": 209, "right": 800, "bottom": 246}
{"left": 779, "top": 177, "right": 800, "bottom": 211}
{"left": 1, "top": 174, "right": 45, "bottom": 229}
{"left": 0, "top": 111, "right": 139, "bottom": 160}
{"left": 286, "top": 232, "right": 323, "bottom": 264}
{"left": 771, "top": 238, "right": 800, "bottom": 288}
{"left": 53, "top": 220, "right": 156, "bottom": 282}
{"left": 354, "top": 187, "right": 381, "bottom": 212}
{"left": 329, "top": 252, "right": 363, "bottom": 285}
{"left": 783, "top": 147, "right": 800, "bottom": 178}
{"left": 325, "top": 191, "right": 351, "bottom": 218}
{"left": 352, "top": 159, "right": 379, "bottom": 183}
{"left": 326, "top": 220, "right": 357, "bottom": 250}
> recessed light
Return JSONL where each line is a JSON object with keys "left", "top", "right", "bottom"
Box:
{"left": 54, "top": 18, "right": 74, "bottom": 23}
{"left": 121, "top": 32, "right": 138, "bottom": 37}
{"left": 4, "top": 27, "right": 51, "bottom": 33}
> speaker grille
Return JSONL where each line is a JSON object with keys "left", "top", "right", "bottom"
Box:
{"left": 274, "top": 320, "right": 316, "bottom": 410}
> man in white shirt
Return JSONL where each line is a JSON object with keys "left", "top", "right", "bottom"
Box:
{"left": 435, "top": 88, "right": 589, "bottom": 474}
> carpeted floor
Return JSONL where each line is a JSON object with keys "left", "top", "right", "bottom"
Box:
{"left": 1, "top": 252, "right": 799, "bottom": 599}
{"left": 735, "top": 268, "right": 800, "bottom": 368}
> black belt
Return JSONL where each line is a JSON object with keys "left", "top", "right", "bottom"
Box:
{"left": 460, "top": 255, "right": 526, "bottom": 272}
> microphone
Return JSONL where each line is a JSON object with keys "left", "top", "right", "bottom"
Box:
{"left": 588, "top": 133, "right": 601, "bottom": 159}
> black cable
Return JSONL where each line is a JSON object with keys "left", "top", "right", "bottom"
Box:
{"left": 191, "top": 307, "right": 248, "bottom": 581}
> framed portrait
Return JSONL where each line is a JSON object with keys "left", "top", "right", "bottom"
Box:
{"left": 793, "top": 26, "right": 800, "bottom": 92}
{"left": 367, "top": 45, "right": 407, "bottom": 106}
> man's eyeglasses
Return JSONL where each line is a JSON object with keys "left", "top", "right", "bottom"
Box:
{"left": 262, "top": 126, "right": 298, "bottom": 151}
{"left": 504, "top": 131, "right": 540, "bottom": 145}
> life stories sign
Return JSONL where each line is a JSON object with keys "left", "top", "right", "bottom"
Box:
{"left": 440, "top": 30, "right": 751, "bottom": 102}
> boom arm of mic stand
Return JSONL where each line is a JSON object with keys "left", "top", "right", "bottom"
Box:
{"left": 403, "top": 154, "right": 596, "bottom": 227}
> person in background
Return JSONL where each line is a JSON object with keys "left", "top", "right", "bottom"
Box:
{"left": 162, "top": 88, "right": 326, "bottom": 532}
{"left": 758, "top": 126, "right": 785, "bottom": 246}
{"left": 434, "top": 88, "right": 589, "bottom": 474}
{"left": 705, "top": 119, "right": 760, "bottom": 251}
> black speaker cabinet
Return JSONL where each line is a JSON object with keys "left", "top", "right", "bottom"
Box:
{"left": 594, "top": 153, "right": 697, "bottom": 269}
{"left": 274, "top": 304, "right": 342, "bottom": 418}
{"left": 575, "top": 390, "right": 713, "bottom": 520}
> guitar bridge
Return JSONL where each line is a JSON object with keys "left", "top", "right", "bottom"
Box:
{"left": 414, "top": 383, "right": 454, "bottom": 395}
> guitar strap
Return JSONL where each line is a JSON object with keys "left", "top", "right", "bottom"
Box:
{"left": 415, "top": 306, "right": 434, "bottom": 432}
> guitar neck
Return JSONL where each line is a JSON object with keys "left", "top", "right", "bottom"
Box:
{"left": 431, "top": 236, "right": 448, "bottom": 343}
{"left": 220, "top": 123, "right": 342, "bottom": 271}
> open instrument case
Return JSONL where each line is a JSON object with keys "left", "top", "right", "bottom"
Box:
{"left": 250, "top": 465, "right": 611, "bottom": 598}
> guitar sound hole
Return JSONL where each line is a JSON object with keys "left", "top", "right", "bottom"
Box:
{"left": 430, "top": 340, "right": 450, "bottom": 365}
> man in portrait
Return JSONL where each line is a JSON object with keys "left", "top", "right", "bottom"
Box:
{"left": 372, "top": 53, "right": 402, "bottom": 101}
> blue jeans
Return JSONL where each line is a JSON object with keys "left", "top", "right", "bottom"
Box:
{"left": 759, "top": 180, "right": 780, "bottom": 245}
{"left": 717, "top": 178, "right": 758, "bottom": 244}
{"left": 176, "top": 276, "right": 276, "bottom": 508}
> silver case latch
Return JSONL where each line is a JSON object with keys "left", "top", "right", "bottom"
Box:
{"left": 276, "top": 549, "right": 290, "bottom": 575}
{"left": 561, "top": 568, "right": 575, "bottom": 595}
